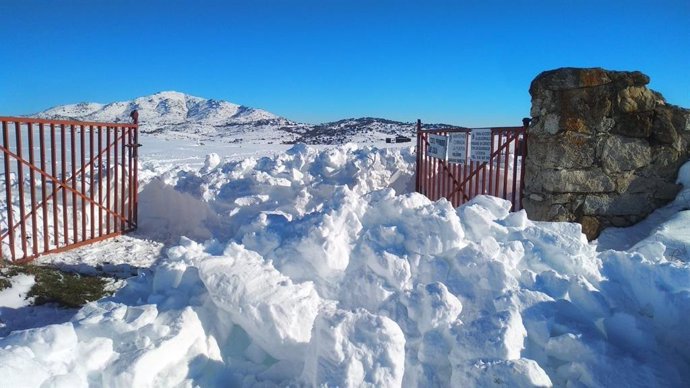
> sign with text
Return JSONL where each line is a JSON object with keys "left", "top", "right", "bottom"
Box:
{"left": 427, "top": 134, "right": 448, "bottom": 159}
{"left": 470, "top": 128, "right": 492, "bottom": 162}
{"left": 447, "top": 133, "right": 469, "bottom": 164}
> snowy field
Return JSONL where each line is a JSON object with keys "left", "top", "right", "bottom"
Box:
{"left": 0, "top": 134, "right": 689, "bottom": 387}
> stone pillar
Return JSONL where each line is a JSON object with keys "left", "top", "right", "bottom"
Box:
{"left": 523, "top": 67, "right": 690, "bottom": 239}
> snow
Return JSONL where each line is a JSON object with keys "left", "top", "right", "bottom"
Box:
{"left": 0, "top": 273, "right": 35, "bottom": 309}
{"left": 0, "top": 136, "right": 689, "bottom": 387}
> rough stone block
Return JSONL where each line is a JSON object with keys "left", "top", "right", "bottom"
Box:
{"left": 541, "top": 169, "right": 615, "bottom": 193}
{"left": 583, "top": 194, "right": 653, "bottom": 216}
{"left": 617, "top": 86, "right": 657, "bottom": 113}
{"left": 580, "top": 216, "right": 601, "bottom": 240}
{"left": 652, "top": 108, "right": 679, "bottom": 145}
{"left": 527, "top": 132, "right": 595, "bottom": 169}
{"left": 611, "top": 112, "right": 654, "bottom": 138}
{"left": 654, "top": 182, "right": 681, "bottom": 200}
{"left": 601, "top": 136, "right": 651, "bottom": 172}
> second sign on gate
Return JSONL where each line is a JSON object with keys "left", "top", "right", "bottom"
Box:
{"left": 470, "top": 128, "right": 492, "bottom": 162}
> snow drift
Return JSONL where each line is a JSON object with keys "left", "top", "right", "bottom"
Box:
{"left": 1, "top": 144, "right": 689, "bottom": 387}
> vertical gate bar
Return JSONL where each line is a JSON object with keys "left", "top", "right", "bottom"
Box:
{"left": 428, "top": 133, "right": 433, "bottom": 199}
{"left": 451, "top": 148, "right": 458, "bottom": 206}
{"left": 503, "top": 130, "right": 510, "bottom": 200}
{"left": 439, "top": 131, "right": 443, "bottom": 202}
{"left": 488, "top": 129, "right": 495, "bottom": 196}
{"left": 14, "top": 122, "right": 28, "bottom": 259}
{"left": 71, "top": 124, "right": 77, "bottom": 243}
{"left": 2, "top": 121, "right": 16, "bottom": 261}
{"left": 419, "top": 133, "right": 429, "bottom": 195}
{"left": 436, "top": 134, "right": 441, "bottom": 201}
{"left": 441, "top": 133, "right": 450, "bottom": 202}
{"left": 440, "top": 132, "right": 445, "bottom": 202}
{"left": 120, "top": 127, "right": 126, "bottom": 231}
{"left": 491, "top": 130, "right": 499, "bottom": 197}
{"left": 477, "top": 160, "right": 484, "bottom": 195}
{"left": 80, "top": 125, "right": 86, "bottom": 240}
{"left": 415, "top": 120, "right": 421, "bottom": 193}
{"left": 426, "top": 133, "right": 434, "bottom": 200}
{"left": 27, "top": 122, "right": 38, "bottom": 257}
{"left": 90, "top": 125, "right": 95, "bottom": 239}
{"left": 113, "top": 127, "right": 119, "bottom": 233}
{"left": 519, "top": 126, "right": 528, "bottom": 210}
{"left": 441, "top": 132, "right": 446, "bottom": 202}
{"left": 451, "top": 157, "right": 460, "bottom": 207}
{"left": 463, "top": 132, "right": 469, "bottom": 205}
{"left": 427, "top": 147, "right": 432, "bottom": 199}
{"left": 512, "top": 130, "right": 520, "bottom": 210}
{"left": 445, "top": 132, "right": 451, "bottom": 203}
{"left": 447, "top": 144, "right": 453, "bottom": 205}
{"left": 426, "top": 133, "right": 431, "bottom": 198}
{"left": 466, "top": 160, "right": 472, "bottom": 201}
{"left": 133, "top": 125, "right": 139, "bottom": 226}
{"left": 431, "top": 146, "right": 438, "bottom": 201}
{"left": 61, "top": 124, "right": 68, "bottom": 246}
{"left": 106, "top": 126, "right": 111, "bottom": 234}
{"left": 98, "top": 126, "right": 103, "bottom": 236}
{"left": 39, "top": 123, "right": 49, "bottom": 253}
{"left": 127, "top": 127, "right": 133, "bottom": 228}
{"left": 50, "top": 124, "right": 59, "bottom": 247}
{"left": 430, "top": 148, "right": 435, "bottom": 200}
{"left": 497, "top": 130, "right": 503, "bottom": 197}
{"left": 492, "top": 129, "right": 505, "bottom": 197}
{"left": 460, "top": 138, "right": 467, "bottom": 205}
{"left": 473, "top": 160, "right": 479, "bottom": 200}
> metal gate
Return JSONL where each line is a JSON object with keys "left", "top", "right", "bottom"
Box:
{"left": 415, "top": 120, "right": 527, "bottom": 210}
{"left": 0, "top": 116, "right": 139, "bottom": 264}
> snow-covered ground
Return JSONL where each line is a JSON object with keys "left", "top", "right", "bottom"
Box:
{"left": 0, "top": 135, "right": 689, "bottom": 387}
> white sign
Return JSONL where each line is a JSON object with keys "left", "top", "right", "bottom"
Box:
{"left": 470, "top": 128, "right": 492, "bottom": 162}
{"left": 447, "top": 133, "right": 469, "bottom": 164}
{"left": 427, "top": 134, "right": 448, "bottom": 160}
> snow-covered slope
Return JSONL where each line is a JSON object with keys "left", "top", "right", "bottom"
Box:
{"left": 36, "top": 93, "right": 436, "bottom": 145}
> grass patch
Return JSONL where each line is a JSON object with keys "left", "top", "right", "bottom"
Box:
{"left": 0, "top": 265, "right": 113, "bottom": 308}
{"left": 0, "top": 276, "right": 11, "bottom": 290}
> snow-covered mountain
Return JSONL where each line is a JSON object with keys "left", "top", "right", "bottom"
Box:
{"left": 37, "top": 91, "right": 308, "bottom": 144}
{"left": 35, "top": 92, "right": 432, "bottom": 145}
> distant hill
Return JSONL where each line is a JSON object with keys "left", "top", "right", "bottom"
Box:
{"left": 36, "top": 91, "right": 451, "bottom": 145}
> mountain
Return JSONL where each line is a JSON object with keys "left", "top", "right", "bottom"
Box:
{"left": 35, "top": 92, "right": 436, "bottom": 145}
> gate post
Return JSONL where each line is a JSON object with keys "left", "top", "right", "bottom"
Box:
{"left": 415, "top": 119, "right": 422, "bottom": 193}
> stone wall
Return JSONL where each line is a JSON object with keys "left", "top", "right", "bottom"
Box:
{"left": 523, "top": 67, "right": 690, "bottom": 239}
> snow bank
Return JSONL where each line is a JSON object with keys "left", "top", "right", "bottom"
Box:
{"left": 1, "top": 146, "right": 688, "bottom": 387}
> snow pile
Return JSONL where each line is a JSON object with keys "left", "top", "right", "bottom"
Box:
{"left": 0, "top": 144, "right": 688, "bottom": 387}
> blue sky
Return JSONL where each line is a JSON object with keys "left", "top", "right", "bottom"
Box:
{"left": 1, "top": 0, "right": 688, "bottom": 126}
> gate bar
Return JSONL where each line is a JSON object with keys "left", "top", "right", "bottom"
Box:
{"left": 2, "top": 121, "right": 15, "bottom": 261}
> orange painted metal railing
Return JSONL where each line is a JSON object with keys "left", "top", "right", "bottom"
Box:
{"left": 0, "top": 115, "right": 139, "bottom": 263}
{"left": 415, "top": 120, "right": 527, "bottom": 210}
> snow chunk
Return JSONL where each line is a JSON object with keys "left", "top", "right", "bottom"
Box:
{"left": 202, "top": 152, "right": 221, "bottom": 172}
{"left": 451, "top": 359, "right": 552, "bottom": 387}
{"left": 403, "top": 282, "right": 462, "bottom": 332}
{"left": 302, "top": 308, "right": 406, "bottom": 387}
{"left": 198, "top": 243, "right": 328, "bottom": 360}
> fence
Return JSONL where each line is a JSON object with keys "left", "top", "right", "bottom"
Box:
{"left": 415, "top": 120, "right": 527, "bottom": 210}
{"left": 0, "top": 116, "right": 139, "bottom": 264}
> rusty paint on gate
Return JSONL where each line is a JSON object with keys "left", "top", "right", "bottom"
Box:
{"left": 0, "top": 115, "right": 140, "bottom": 264}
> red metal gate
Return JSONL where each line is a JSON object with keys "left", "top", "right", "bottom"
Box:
{"left": 0, "top": 116, "right": 139, "bottom": 264}
{"left": 415, "top": 120, "right": 527, "bottom": 210}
